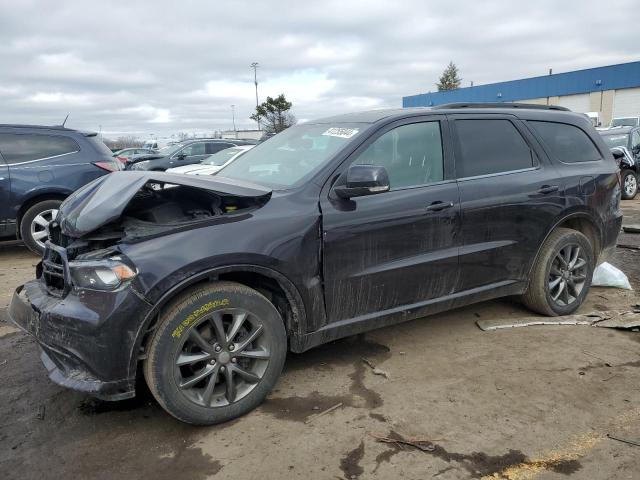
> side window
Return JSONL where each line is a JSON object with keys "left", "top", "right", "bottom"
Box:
{"left": 0, "top": 133, "right": 80, "bottom": 164}
{"left": 353, "top": 121, "right": 444, "bottom": 189}
{"left": 454, "top": 119, "right": 534, "bottom": 178}
{"left": 181, "top": 143, "right": 206, "bottom": 156}
{"left": 529, "top": 121, "right": 601, "bottom": 163}
{"left": 207, "top": 143, "right": 233, "bottom": 154}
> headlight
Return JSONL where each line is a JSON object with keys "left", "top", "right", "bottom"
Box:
{"left": 131, "top": 161, "right": 150, "bottom": 170}
{"left": 69, "top": 259, "right": 137, "bottom": 290}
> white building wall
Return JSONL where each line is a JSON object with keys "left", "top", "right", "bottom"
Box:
{"left": 613, "top": 87, "right": 640, "bottom": 118}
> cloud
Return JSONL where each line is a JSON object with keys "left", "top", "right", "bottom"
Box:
{"left": 0, "top": 0, "right": 637, "bottom": 136}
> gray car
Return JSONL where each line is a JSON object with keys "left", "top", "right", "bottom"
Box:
{"left": 128, "top": 139, "right": 257, "bottom": 171}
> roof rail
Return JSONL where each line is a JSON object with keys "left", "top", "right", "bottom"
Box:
{"left": 432, "top": 102, "right": 570, "bottom": 112}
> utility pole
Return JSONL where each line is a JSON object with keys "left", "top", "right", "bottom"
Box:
{"left": 231, "top": 104, "right": 237, "bottom": 138}
{"left": 251, "top": 62, "right": 260, "bottom": 130}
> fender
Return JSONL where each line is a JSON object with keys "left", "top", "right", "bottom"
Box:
{"left": 525, "top": 211, "right": 603, "bottom": 283}
{"left": 126, "top": 263, "right": 309, "bottom": 379}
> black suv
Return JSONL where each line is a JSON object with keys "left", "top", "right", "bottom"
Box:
{"left": 9, "top": 104, "right": 622, "bottom": 424}
{"left": 128, "top": 138, "right": 257, "bottom": 171}
{"left": 598, "top": 126, "right": 640, "bottom": 199}
{"left": 0, "top": 125, "right": 120, "bottom": 254}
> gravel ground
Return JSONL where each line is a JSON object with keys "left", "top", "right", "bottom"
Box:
{"left": 0, "top": 201, "right": 639, "bottom": 480}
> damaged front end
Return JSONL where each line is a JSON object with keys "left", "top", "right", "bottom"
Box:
{"left": 9, "top": 171, "right": 273, "bottom": 400}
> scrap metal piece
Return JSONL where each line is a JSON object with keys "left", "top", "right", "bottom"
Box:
{"left": 476, "top": 310, "right": 640, "bottom": 331}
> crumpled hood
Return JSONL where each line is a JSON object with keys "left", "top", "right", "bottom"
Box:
{"left": 57, "top": 171, "right": 272, "bottom": 237}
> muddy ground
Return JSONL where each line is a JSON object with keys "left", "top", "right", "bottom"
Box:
{"left": 0, "top": 202, "right": 639, "bottom": 480}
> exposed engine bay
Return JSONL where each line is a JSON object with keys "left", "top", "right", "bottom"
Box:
{"left": 48, "top": 173, "right": 272, "bottom": 260}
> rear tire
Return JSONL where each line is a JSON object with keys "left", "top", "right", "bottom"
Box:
{"left": 621, "top": 169, "right": 638, "bottom": 200}
{"left": 144, "top": 281, "right": 287, "bottom": 425}
{"left": 521, "top": 228, "right": 594, "bottom": 316}
{"left": 20, "top": 199, "right": 62, "bottom": 255}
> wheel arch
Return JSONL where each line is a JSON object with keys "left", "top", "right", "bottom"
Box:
{"left": 129, "top": 264, "right": 307, "bottom": 378}
{"left": 16, "top": 191, "right": 70, "bottom": 238}
{"left": 527, "top": 212, "right": 602, "bottom": 281}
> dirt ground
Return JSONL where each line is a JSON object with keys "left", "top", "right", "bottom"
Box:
{"left": 1, "top": 202, "right": 639, "bottom": 480}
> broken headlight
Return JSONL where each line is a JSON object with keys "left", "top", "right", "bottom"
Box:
{"left": 69, "top": 259, "right": 137, "bottom": 291}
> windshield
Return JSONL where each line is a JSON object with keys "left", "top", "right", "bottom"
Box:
{"left": 202, "top": 147, "right": 246, "bottom": 166}
{"left": 216, "top": 123, "right": 365, "bottom": 188}
{"left": 600, "top": 134, "right": 629, "bottom": 148}
{"left": 611, "top": 118, "right": 639, "bottom": 127}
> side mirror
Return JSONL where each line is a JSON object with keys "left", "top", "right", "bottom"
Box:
{"left": 334, "top": 165, "right": 390, "bottom": 199}
{"left": 175, "top": 153, "right": 187, "bottom": 160}
{"left": 610, "top": 147, "right": 625, "bottom": 161}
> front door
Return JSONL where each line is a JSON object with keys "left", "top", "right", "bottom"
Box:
{"left": 321, "top": 117, "right": 461, "bottom": 323}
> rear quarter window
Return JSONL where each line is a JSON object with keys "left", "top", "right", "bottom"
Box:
{"left": 0, "top": 133, "right": 80, "bottom": 164}
{"left": 529, "top": 121, "right": 601, "bottom": 163}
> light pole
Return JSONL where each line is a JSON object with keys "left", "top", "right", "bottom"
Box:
{"left": 231, "top": 104, "right": 237, "bottom": 138}
{"left": 251, "top": 62, "right": 260, "bottom": 130}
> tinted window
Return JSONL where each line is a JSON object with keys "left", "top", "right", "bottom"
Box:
{"left": 632, "top": 131, "right": 640, "bottom": 151}
{"left": 454, "top": 120, "right": 533, "bottom": 178}
{"left": 85, "top": 135, "right": 113, "bottom": 157}
{"left": 353, "top": 121, "right": 443, "bottom": 189}
{"left": 206, "top": 142, "right": 233, "bottom": 154}
{"left": 0, "top": 133, "right": 80, "bottom": 164}
{"left": 529, "top": 121, "right": 601, "bottom": 163}
{"left": 181, "top": 143, "right": 206, "bottom": 156}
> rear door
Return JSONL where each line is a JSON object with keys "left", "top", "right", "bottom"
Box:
{"left": 450, "top": 115, "right": 565, "bottom": 292}
{"left": 321, "top": 116, "right": 462, "bottom": 323}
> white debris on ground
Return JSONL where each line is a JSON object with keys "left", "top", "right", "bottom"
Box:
{"left": 592, "top": 262, "right": 633, "bottom": 290}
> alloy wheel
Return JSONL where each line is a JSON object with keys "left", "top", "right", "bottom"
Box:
{"left": 624, "top": 173, "right": 637, "bottom": 197}
{"left": 174, "top": 308, "right": 271, "bottom": 408}
{"left": 30, "top": 208, "right": 58, "bottom": 249}
{"left": 548, "top": 244, "right": 587, "bottom": 306}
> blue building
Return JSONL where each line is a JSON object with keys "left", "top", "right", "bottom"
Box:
{"left": 403, "top": 61, "right": 640, "bottom": 125}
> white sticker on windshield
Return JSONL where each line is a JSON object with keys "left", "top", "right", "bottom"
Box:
{"left": 322, "top": 127, "right": 359, "bottom": 139}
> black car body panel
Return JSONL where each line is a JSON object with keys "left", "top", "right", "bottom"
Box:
{"left": 9, "top": 106, "right": 623, "bottom": 400}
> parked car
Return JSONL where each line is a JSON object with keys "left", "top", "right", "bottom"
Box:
{"left": 610, "top": 117, "right": 640, "bottom": 128}
{"left": 598, "top": 125, "right": 640, "bottom": 199}
{"left": 166, "top": 145, "right": 254, "bottom": 176}
{"left": 9, "top": 104, "right": 622, "bottom": 425}
{"left": 0, "top": 124, "right": 121, "bottom": 254}
{"left": 113, "top": 148, "right": 157, "bottom": 165}
{"left": 129, "top": 139, "right": 257, "bottom": 171}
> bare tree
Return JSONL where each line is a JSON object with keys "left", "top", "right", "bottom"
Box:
{"left": 103, "top": 135, "right": 144, "bottom": 150}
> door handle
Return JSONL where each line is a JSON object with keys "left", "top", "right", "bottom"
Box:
{"left": 538, "top": 185, "right": 559, "bottom": 194}
{"left": 426, "top": 201, "right": 454, "bottom": 212}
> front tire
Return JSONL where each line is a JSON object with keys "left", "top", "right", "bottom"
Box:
{"left": 621, "top": 169, "right": 638, "bottom": 200}
{"left": 20, "top": 199, "right": 62, "bottom": 255}
{"left": 144, "top": 281, "right": 287, "bottom": 425}
{"left": 521, "top": 228, "right": 594, "bottom": 316}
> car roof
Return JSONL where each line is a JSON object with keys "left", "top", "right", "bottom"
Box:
{"left": 0, "top": 124, "right": 95, "bottom": 135}
{"left": 309, "top": 104, "right": 577, "bottom": 125}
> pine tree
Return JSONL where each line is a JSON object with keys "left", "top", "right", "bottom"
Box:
{"left": 436, "top": 62, "right": 462, "bottom": 91}
{"left": 250, "top": 94, "right": 296, "bottom": 134}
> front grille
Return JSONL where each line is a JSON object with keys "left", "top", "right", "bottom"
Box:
{"left": 41, "top": 243, "right": 71, "bottom": 297}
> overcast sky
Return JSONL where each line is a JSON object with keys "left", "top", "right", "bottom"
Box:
{"left": 0, "top": 0, "right": 637, "bottom": 138}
